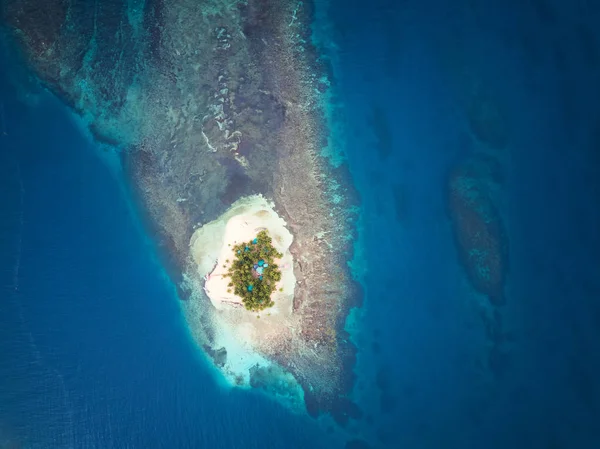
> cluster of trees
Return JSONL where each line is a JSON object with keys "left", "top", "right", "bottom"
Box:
{"left": 226, "top": 230, "right": 283, "bottom": 312}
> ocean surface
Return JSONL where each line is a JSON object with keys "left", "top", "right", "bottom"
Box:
{"left": 1, "top": 1, "right": 600, "bottom": 449}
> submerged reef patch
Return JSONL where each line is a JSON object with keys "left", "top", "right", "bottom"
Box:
{"left": 447, "top": 154, "right": 508, "bottom": 306}
{"left": 466, "top": 89, "right": 509, "bottom": 151}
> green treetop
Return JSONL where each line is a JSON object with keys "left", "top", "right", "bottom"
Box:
{"left": 225, "top": 230, "right": 283, "bottom": 312}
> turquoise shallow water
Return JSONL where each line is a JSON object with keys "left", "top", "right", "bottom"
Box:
{"left": 2, "top": 0, "right": 600, "bottom": 448}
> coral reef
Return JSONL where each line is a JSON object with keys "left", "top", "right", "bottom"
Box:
{"left": 447, "top": 154, "right": 508, "bottom": 305}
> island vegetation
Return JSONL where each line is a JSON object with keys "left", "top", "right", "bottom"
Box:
{"left": 226, "top": 230, "right": 283, "bottom": 311}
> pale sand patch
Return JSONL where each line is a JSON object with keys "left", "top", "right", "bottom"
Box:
{"left": 190, "top": 194, "right": 295, "bottom": 314}
{"left": 186, "top": 195, "right": 303, "bottom": 408}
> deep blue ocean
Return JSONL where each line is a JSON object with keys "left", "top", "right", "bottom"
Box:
{"left": 1, "top": 1, "right": 600, "bottom": 448}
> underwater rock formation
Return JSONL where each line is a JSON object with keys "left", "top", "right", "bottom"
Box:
{"left": 466, "top": 88, "right": 509, "bottom": 151}
{"left": 2, "top": 0, "right": 361, "bottom": 424}
{"left": 447, "top": 154, "right": 508, "bottom": 305}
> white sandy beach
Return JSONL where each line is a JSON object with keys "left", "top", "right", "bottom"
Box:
{"left": 185, "top": 195, "right": 303, "bottom": 408}
{"left": 190, "top": 194, "right": 296, "bottom": 314}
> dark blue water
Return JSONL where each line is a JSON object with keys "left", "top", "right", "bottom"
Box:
{"left": 2, "top": 0, "right": 600, "bottom": 448}
{"left": 325, "top": 0, "right": 600, "bottom": 448}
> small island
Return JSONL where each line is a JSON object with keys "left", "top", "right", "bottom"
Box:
{"left": 226, "top": 230, "right": 283, "bottom": 311}
{"left": 192, "top": 194, "right": 296, "bottom": 315}
{"left": 188, "top": 195, "right": 301, "bottom": 401}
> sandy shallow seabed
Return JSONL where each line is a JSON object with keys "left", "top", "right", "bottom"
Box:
{"left": 183, "top": 195, "right": 305, "bottom": 409}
